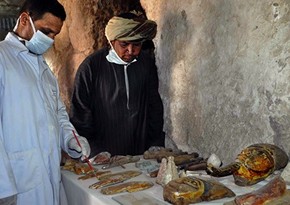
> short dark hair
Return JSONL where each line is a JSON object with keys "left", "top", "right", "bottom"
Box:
{"left": 19, "top": 0, "right": 66, "bottom": 21}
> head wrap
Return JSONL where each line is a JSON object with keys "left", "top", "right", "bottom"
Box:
{"left": 105, "top": 15, "right": 157, "bottom": 42}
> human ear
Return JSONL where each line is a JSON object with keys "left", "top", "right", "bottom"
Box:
{"left": 19, "top": 12, "right": 30, "bottom": 27}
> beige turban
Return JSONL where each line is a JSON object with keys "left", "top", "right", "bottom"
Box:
{"left": 105, "top": 16, "right": 157, "bottom": 42}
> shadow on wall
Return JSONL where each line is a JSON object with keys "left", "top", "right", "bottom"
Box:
{"left": 157, "top": 9, "right": 195, "bottom": 150}
{"left": 156, "top": 1, "right": 290, "bottom": 163}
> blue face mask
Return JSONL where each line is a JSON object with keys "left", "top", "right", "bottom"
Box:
{"left": 25, "top": 16, "right": 54, "bottom": 55}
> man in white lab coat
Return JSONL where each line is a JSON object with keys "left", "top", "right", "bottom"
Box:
{"left": 0, "top": 0, "right": 91, "bottom": 205}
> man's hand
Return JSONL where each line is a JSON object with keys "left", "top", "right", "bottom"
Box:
{"left": 68, "top": 136, "right": 91, "bottom": 160}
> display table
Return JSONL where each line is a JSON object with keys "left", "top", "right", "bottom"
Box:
{"left": 61, "top": 157, "right": 287, "bottom": 205}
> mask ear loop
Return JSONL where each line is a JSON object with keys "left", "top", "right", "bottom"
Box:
{"left": 13, "top": 13, "right": 36, "bottom": 34}
{"left": 13, "top": 17, "right": 20, "bottom": 32}
{"left": 28, "top": 16, "right": 36, "bottom": 34}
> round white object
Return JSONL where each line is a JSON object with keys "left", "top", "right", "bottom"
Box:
{"left": 207, "top": 153, "right": 222, "bottom": 168}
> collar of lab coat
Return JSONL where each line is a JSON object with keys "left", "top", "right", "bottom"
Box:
{"left": 4, "top": 32, "right": 32, "bottom": 56}
{"left": 4, "top": 32, "right": 48, "bottom": 76}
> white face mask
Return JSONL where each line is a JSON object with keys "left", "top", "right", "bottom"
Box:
{"left": 106, "top": 41, "right": 137, "bottom": 65}
{"left": 24, "top": 16, "right": 54, "bottom": 55}
{"left": 106, "top": 48, "right": 128, "bottom": 65}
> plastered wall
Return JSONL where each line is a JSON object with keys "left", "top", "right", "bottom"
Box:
{"left": 141, "top": 0, "right": 290, "bottom": 163}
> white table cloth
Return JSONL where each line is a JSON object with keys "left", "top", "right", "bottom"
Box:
{"left": 61, "top": 157, "right": 287, "bottom": 205}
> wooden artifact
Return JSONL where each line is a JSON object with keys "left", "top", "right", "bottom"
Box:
{"left": 163, "top": 176, "right": 235, "bottom": 205}
{"left": 224, "top": 176, "right": 288, "bottom": 205}
{"left": 101, "top": 181, "right": 154, "bottom": 195}
{"left": 207, "top": 143, "right": 288, "bottom": 186}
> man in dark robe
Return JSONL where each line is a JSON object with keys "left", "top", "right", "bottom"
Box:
{"left": 70, "top": 11, "right": 165, "bottom": 157}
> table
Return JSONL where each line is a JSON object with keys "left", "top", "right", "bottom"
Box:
{"left": 61, "top": 157, "right": 287, "bottom": 205}
{"left": 61, "top": 159, "right": 168, "bottom": 205}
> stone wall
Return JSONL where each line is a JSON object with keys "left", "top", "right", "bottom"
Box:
{"left": 141, "top": 0, "right": 290, "bottom": 163}
{"left": 47, "top": 0, "right": 290, "bottom": 164}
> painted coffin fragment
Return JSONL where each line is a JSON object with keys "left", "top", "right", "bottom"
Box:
{"left": 207, "top": 143, "right": 288, "bottom": 186}
{"left": 163, "top": 176, "right": 235, "bottom": 205}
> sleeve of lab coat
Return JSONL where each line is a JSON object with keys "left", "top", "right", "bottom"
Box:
{"left": 55, "top": 81, "right": 82, "bottom": 159}
{"left": 0, "top": 57, "right": 17, "bottom": 198}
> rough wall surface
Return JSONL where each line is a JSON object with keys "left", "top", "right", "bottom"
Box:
{"left": 141, "top": 0, "right": 290, "bottom": 164}
{"left": 45, "top": 0, "right": 97, "bottom": 108}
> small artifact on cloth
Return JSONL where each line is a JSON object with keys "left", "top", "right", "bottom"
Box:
{"left": 149, "top": 169, "right": 159, "bottom": 178}
{"left": 99, "top": 170, "right": 142, "bottom": 180}
{"left": 89, "top": 151, "right": 111, "bottom": 165}
{"left": 100, "top": 181, "right": 154, "bottom": 195}
{"left": 156, "top": 158, "right": 168, "bottom": 185}
{"left": 206, "top": 143, "right": 289, "bottom": 186}
{"left": 135, "top": 160, "right": 160, "bottom": 176}
{"left": 177, "top": 157, "right": 205, "bottom": 170}
{"left": 89, "top": 170, "right": 142, "bottom": 189}
{"left": 102, "top": 155, "right": 140, "bottom": 169}
{"left": 89, "top": 175, "right": 126, "bottom": 189}
{"left": 174, "top": 155, "right": 203, "bottom": 167}
{"left": 186, "top": 161, "right": 207, "bottom": 171}
{"left": 62, "top": 158, "right": 98, "bottom": 175}
{"left": 143, "top": 146, "right": 186, "bottom": 159}
{"left": 224, "top": 176, "right": 287, "bottom": 205}
{"left": 143, "top": 146, "right": 199, "bottom": 163}
{"left": 207, "top": 153, "right": 222, "bottom": 168}
{"left": 62, "top": 159, "right": 78, "bottom": 172}
{"left": 78, "top": 170, "right": 111, "bottom": 180}
{"left": 163, "top": 176, "right": 235, "bottom": 205}
{"left": 156, "top": 156, "right": 179, "bottom": 186}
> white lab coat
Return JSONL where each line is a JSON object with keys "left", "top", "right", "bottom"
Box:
{"left": 0, "top": 32, "right": 77, "bottom": 205}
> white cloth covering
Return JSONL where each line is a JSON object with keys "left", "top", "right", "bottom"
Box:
{"left": 61, "top": 157, "right": 290, "bottom": 205}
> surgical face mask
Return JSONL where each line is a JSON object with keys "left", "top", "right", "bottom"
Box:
{"left": 106, "top": 47, "right": 128, "bottom": 65}
{"left": 25, "top": 16, "right": 54, "bottom": 55}
{"left": 106, "top": 41, "right": 137, "bottom": 65}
